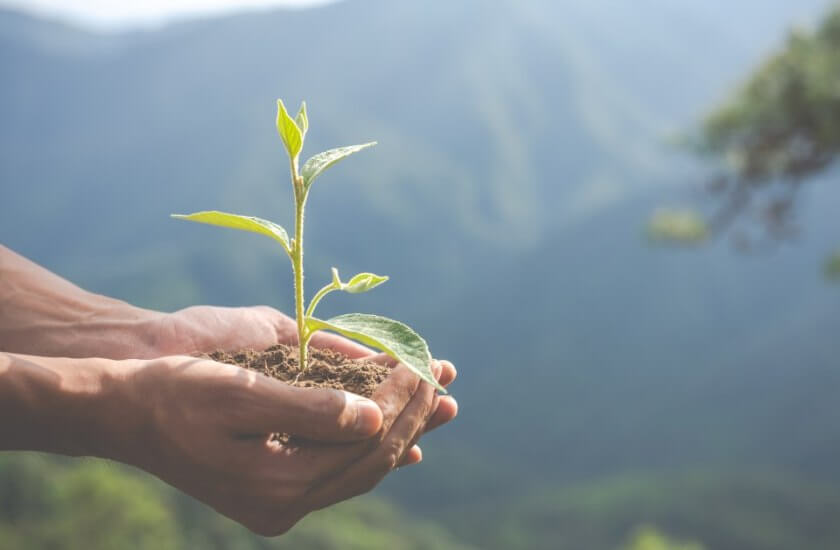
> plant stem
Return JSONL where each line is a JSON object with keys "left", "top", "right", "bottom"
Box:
{"left": 291, "top": 160, "right": 308, "bottom": 372}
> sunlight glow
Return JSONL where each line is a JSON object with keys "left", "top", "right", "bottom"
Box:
{"left": 0, "top": 0, "right": 340, "bottom": 29}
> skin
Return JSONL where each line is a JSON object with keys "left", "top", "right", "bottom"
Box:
{"left": 0, "top": 245, "right": 457, "bottom": 536}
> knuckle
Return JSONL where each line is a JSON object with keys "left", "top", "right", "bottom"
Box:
{"left": 379, "top": 440, "right": 403, "bottom": 472}
{"left": 312, "top": 390, "right": 349, "bottom": 425}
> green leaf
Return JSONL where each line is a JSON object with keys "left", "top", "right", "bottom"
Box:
{"left": 343, "top": 272, "right": 389, "bottom": 293}
{"left": 306, "top": 313, "right": 443, "bottom": 392}
{"left": 295, "top": 101, "right": 308, "bottom": 138}
{"left": 276, "top": 99, "right": 303, "bottom": 159}
{"left": 301, "top": 142, "right": 377, "bottom": 191}
{"left": 171, "top": 211, "right": 291, "bottom": 256}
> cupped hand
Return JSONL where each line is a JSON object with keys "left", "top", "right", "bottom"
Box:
{"left": 149, "top": 305, "right": 373, "bottom": 358}
{"left": 111, "top": 353, "right": 456, "bottom": 536}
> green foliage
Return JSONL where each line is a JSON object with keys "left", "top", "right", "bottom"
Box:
{"left": 700, "top": 6, "right": 840, "bottom": 181}
{"left": 173, "top": 101, "right": 440, "bottom": 390}
{"left": 619, "top": 525, "right": 705, "bottom": 550}
{"left": 690, "top": 5, "right": 840, "bottom": 245}
{"left": 274, "top": 498, "right": 476, "bottom": 549}
{"left": 0, "top": 455, "right": 178, "bottom": 550}
{"left": 276, "top": 99, "right": 304, "bottom": 160}
{"left": 301, "top": 142, "right": 377, "bottom": 192}
{"left": 306, "top": 268, "right": 388, "bottom": 317}
{"left": 825, "top": 250, "right": 840, "bottom": 281}
{"left": 340, "top": 271, "right": 390, "bottom": 294}
{"left": 0, "top": 454, "right": 472, "bottom": 549}
{"left": 171, "top": 211, "right": 292, "bottom": 257}
{"left": 646, "top": 208, "right": 709, "bottom": 245}
{"left": 294, "top": 101, "right": 309, "bottom": 140}
{"left": 306, "top": 314, "right": 434, "bottom": 387}
{"left": 454, "top": 471, "right": 840, "bottom": 550}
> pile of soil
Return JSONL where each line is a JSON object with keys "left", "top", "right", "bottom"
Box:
{"left": 208, "top": 344, "right": 390, "bottom": 398}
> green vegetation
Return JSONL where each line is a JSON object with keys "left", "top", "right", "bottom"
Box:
{"left": 173, "top": 100, "right": 441, "bottom": 390}
{"left": 684, "top": 5, "right": 840, "bottom": 246}
{"left": 646, "top": 208, "right": 708, "bottom": 245}
{"left": 0, "top": 454, "right": 472, "bottom": 549}
{"left": 700, "top": 6, "right": 840, "bottom": 185}
{"left": 450, "top": 472, "right": 840, "bottom": 550}
{"left": 3, "top": 3, "right": 840, "bottom": 549}
{"left": 620, "top": 525, "right": 705, "bottom": 550}
{"left": 824, "top": 250, "right": 840, "bottom": 280}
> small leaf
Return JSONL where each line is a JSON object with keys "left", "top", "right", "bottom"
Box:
{"left": 276, "top": 99, "right": 303, "bottom": 159}
{"left": 331, "top": 266, "right": 342, "bottom": 287}
{"left": 301, "top": 142, "right": 377, "bottom": 191}
{"left": 171, "top": 211, "right": 291, "bottom": 255}
{"left": 295, "top": 101, "right": 308, "bottom": 138}
{"left": 306, "top": 313, "right": 443, "bottom": 391}
{"left": 343, "top": 272, "right": 389, "bottom": 293}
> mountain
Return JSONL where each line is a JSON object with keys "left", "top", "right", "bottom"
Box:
{"left": 2, "top": 1, "right": 839, "bottom": 547}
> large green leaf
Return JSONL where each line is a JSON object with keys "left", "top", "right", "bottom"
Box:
{"left": 301, "top": 142, "right": 377, "bottom": 191}
{"left": 171, "top": 211, "right": 291, "bottom": 256}
{"left": 276, "top": 99, "right": 303, "bottom": 159}
{"left": 306, "top": 313, "right": 443, "bottom": 391}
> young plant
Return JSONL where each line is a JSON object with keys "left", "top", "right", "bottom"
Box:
{"left": 172, "top": 100, "right": 443, "bottom": 391}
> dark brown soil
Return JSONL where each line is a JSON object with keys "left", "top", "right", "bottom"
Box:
{"left": 208, "top": 344, "right": 390, "bottom": 398}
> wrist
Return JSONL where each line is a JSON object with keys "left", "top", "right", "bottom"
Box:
{"left": 0, "top": 353, "right": 149, "bottom": 460}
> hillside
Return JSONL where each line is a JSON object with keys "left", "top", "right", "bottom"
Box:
{"left": 2, "top": 1, "right": 839, "bottom": 547}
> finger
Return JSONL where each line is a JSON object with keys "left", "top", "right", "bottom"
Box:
{"left": 397, "top": 394, "right": 438, "bottom": 463}
{"left": 301, "top": 367, "right": 439, "bottom": 510}
{"left": 234, "top": 375, "right": 383, "bottom": 441}
{"left": 437, "top": 360, "right": 457, "bottom": 388}
{"left": 423, "top": 396, "right": 458, "bottom": 434}
{"left": 308, "top": 331, "right": 374, "bottom": 359}
{"left": 371, "top": 363, "right": 422, "bottom": 433}
{"left": 398, "top": 445, "right": 422, "bottom": 467}
{"left": 261, "top": 362, "right": 424, "bottom": 481}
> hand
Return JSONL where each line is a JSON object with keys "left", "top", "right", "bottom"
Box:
{"left": 0, "top": 245, "right": 370, "bottom": 360}
{"left": 109, "top": 354, "right": 457, "bottom": 536}
{"left": 151, "top": 305, "right": 373, "bottom": 358}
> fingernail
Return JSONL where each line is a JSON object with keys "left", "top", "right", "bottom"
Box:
{"left": 433, "top": 361, "right": 442, "bottom": 380}
{"left": 350, "top": 395, "right": 382, "bottom": 435}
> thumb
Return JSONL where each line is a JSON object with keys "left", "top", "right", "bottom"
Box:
{"left": 241, "top": 379, "right": 383, "bottom": 442}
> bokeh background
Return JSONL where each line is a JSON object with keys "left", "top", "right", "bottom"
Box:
{"left": 2, "top": 1, "right": 839, "bottom": 548}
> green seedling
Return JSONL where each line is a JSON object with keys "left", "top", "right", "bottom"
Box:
{"left": 172, "top": 100, "right": 443, "bottom": 391}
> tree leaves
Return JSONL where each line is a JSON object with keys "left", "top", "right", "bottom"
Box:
{"left": 646, "top": 208, "right": 708, "bottom": 245}
{"left": 306, "top": 313, "right": 443, "bottom": 391}
{"left": 171, "top": 211, "right": 292, "bottom": 257}
{"left": 301, "top": 142, "right": 376, "bottom": 191}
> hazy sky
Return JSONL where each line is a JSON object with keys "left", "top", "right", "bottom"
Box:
{"left": 0, "top": 0, "right": 337, "bottom": 29}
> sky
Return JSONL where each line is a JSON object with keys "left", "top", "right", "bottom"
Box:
{"left": 0, "top": 0, "right": 337, "bottom": 29}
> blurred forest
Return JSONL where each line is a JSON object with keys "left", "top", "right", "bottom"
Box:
{"left": 1, "top": 0, "right": 839, "bottom": 548}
